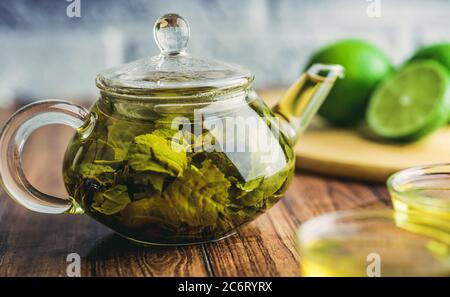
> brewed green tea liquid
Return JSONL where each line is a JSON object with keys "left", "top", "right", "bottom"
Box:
{"left": 391, "top": 177, "right": 450, "bottom": 220}
{"left": 391, "top": 173, "right": 450, "bottom": 221}
{"left": 300, "top": 225, "right": 450, "bottom": 276}
{"left": 63, "top": 93, "right": 294, "bottom": 245}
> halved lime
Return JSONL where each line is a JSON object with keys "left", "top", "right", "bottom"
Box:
{"left": 367, "top": 61, "right": 450, "bottom": 141}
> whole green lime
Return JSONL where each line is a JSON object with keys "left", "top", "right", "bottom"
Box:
{"left": 306, "top": 39, "right": 394, "bottom": 126}
{"left": 409, "top": 43, "right": 450, "bottom": 72}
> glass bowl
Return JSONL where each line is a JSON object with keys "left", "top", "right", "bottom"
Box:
{"left": 296, "top": 209, "right": 450, "bottom": 276}
{"left": 387, "top": 164, "right": 450, "bottom": 220}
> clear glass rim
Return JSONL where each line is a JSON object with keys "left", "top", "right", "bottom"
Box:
{"left": 96, "top": 89, "right": 259, "bottom": 117}
{"left": 387, "top": 163, "right": 450, "bottom": 210}
{"left": 297, "top": 209, "right": 396, "bottom": 245}
{"left": 96, "top": 76, "right": 254, "bottom": 102}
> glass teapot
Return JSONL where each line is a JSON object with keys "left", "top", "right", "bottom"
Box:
{"left": 0, "top": 14, "right": 343, "bottom": 245}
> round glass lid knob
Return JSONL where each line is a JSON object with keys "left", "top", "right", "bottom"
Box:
{"left": 153, "top": 13, "right": 190, "bottom": 56}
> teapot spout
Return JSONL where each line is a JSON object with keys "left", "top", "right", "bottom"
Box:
{"left": 271, "top": 63, "right": 344, "bottom": 144}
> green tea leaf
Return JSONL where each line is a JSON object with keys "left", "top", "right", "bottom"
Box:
{"left": 127, "top": 133, "right": 187, "bottom": 176}
{"left": 92, "top": 185, "right": 131, "bottom": 215}
{"left": 151, "top": 128, "right": 178, "bottom": 141}
{"left": 106, "top": 120, "right": 149, "bottom": 160}
{"left": 193, "top": 151, "right": 241, "bottom": 178}
{"left": 119, "top": 194, "right": 172, "bottom": 229}
{"left": 236, "top": 177, "right": 264, "bottom": 192}
{"left": 131, "top": 172, "right": 167, "bottom": 194}
{"left": 160, "top": 160, "right": 231, "bottom": 228}
{"left": 233, "top": 166, "right": 292, "bottom": 208}
{"left": 79, "top": 163, "right": 115, "bottom": 185}
{"left": 195, "top": 159, "right": 231, "bottom": 204}
{"left": 153, "top": 128, "right": 206, "bottom": 153}
{"left": 118, "top": 160, "right": 232, "bottom": 229}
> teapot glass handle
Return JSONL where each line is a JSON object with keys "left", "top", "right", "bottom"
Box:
{"left": 0, "top": 100, "right": 94, "bottom": 214}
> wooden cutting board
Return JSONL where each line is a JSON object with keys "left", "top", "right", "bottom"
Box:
{"left": 261, "top": 89, "right": 450, "bottom": 182}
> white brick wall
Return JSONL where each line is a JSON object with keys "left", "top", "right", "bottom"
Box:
{"left": 0, "top": 0, "right": 449, "bottom": 105}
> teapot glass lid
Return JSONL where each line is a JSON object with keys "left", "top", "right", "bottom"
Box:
{"left": 96, "top": 13, "right": 254, "bottom": 97}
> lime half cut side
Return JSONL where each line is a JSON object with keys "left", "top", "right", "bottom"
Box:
{"left": 367, "top": 61, "right": 450, "bottom": 141}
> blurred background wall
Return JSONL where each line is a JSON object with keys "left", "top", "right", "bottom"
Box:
{"left": 0, "top": 0, "right": 449, "bottom": 106}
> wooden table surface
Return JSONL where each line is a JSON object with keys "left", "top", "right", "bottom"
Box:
{"left": 0, "top": 103, "right": 391, "bottom": 277}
